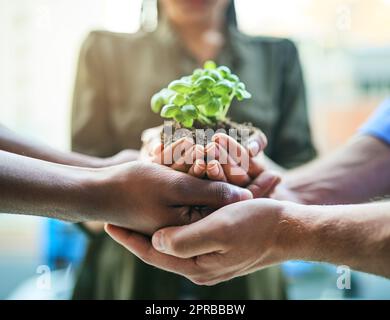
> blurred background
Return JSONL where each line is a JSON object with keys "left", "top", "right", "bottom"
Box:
{"left": 0, "top": 0, "right": 389, "bottom": 299}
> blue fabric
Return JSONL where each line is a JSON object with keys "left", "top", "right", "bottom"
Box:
{"left": 44, "top": 219, "right": 87, "bottom": 270}
{"left": 360, "top": 98, "right": 390, "bottom": 145}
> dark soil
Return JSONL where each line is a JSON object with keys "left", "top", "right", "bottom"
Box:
{"left": 161, "top": 119, "right": 256, "bottom": 147}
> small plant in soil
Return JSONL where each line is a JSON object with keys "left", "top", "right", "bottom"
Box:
{"left": 151, "top": 61, "right": 255, "bottom": 145}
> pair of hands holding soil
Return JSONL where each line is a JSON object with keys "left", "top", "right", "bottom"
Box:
{"left": 103, "top": 61, "right": 284, "bottom": 284}
{"left": 104, "top": 128, "right": 283, "bottom": 285}
{"left": 149, "top": 128, "right": 279, "bottom": 194}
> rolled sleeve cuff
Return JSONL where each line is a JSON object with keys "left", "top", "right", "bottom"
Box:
{"left": 359, "top": 98, "right": 390, "bottom": 146}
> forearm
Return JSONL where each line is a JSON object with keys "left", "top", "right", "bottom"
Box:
{"left": 0, "top": 150, "right": 101, "bottom": 221}
{"left": 275, "top": 135, "right": 390, "bottom": 205}
{"left": 0, "top": 124, "right": 114, "bottom": 167}
{"left": 278, "top": 201, "right": 390, "bottom": 278}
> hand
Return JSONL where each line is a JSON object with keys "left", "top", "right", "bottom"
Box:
{"left": 203, "top": 131, "right": 277, "bottom": 189}
{"left": 94, "top": 162, "right": 252, "bottom": 235}
{"left": 202, "top": 131, "right": 280, "bottom": 196}
{"left": 105, "top": 199, "right": 297, "bottom": 285}
{"left": 204, "top": 130, "right": 266, "bottom": 184}
{"left": 140, "top": 126, "right": 164, "bottom": 161}
{"left": 147, "top": 128, "right": 280, "bottom": 195}
{"left": 150, "top": 131, "right": 266, "bottom": 182}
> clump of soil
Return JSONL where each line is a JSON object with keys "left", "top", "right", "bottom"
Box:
{"left": 161, "top": 119, "right": 255, "bottom": 147}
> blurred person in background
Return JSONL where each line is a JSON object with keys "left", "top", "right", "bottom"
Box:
{"left": 71, "top": 0, "right": 316, "bottom": 299}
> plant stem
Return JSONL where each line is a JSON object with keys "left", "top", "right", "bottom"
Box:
{"left": 198, "top": 114, "right": 214, "bottom": 126}
{"left": 220, "top": 92, "right": 235, "bottom": 120}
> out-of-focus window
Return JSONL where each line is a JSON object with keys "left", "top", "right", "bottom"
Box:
{"left": 0, "top": 0, "right": 142, "bottom": 300}
{"left": 236, "top": 0, "right": 390, "bottom": 153}
{"left": 0, "top": 0, "right": 142, "bottom": 147}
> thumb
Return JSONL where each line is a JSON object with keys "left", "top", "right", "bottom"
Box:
{"left": 152, "top": 216, "right": 221, "bottom": 258}
{"left": 177, "top": 177, "right": 253, "bottom": 208}
{"left": 248, "top": 171, "right": 281, "bottom": 198}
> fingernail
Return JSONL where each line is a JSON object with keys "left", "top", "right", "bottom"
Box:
{"left": 239, "top": 188, "right": 253, "bottom": 201}
{"left": 194, "top": 160, "right": 206, "bottom": 175}
{"left": 205, "top": 143, "right": 219, "bottom": 160}
{"left": 183, "top": 137, "right": 194, "bottom": 146}
{"left": 248, "top": 141, "right": 260, "bottom": 157}
{"left": 194, "top": 145, "right": 204, "bottom": 159}
{"left": 152, "top": 232, "right": 166, "bottom": 252}
{"left": 208, "top": 162, "right": 220, "bottom": 176}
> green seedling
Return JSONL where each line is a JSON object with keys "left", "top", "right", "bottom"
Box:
{"left": 151, "top": 61, "right": 251, "bottom": 128}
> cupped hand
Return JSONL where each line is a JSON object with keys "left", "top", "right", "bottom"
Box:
{"left": 148, "top": 129, "right": 280, "bottom": 197}
{"left": 105, "top": 198, "right": 295, "bottom": 286}
{"left": 203, "top": 131, "right": 267, "bottom": 186}
{"left": 95, "top": 161, "right": 252, "bottom": 235}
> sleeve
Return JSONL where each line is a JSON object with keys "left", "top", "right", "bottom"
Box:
{"left": 71, "top": 32, "right": 116, "bottom": 157}
{"left": 270, "top": 40, "right": 317, "bottom": 169}
{"left": 359, "top": 98, "right": 390, "bottom": 146}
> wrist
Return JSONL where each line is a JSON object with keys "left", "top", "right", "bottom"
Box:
{"left": 81, "top": 162, "right": 137, "bottom": 226}
{"left": 273, "top": 201, "right": 320, "bottom": 262}
{"left": 29, "top": 162, "right": 105, "bottom": 223}
{"left": 62, "top": 166, "right": 106, "bottom": 222}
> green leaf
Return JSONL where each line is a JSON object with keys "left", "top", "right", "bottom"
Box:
{"left": 237, "top": 82, "right": 246, "bottom": 90}
{"left": 160, "top": 88, "right": 175, "bottom": 100}
{"left": 170, "top": 93, "right": 187, "bottom": 107}
{"left": 202, "top": 98, "right": 221, "bottom": 116}
{"left": 237, "top": 89, "right": 252, "bottom": 99}
{"left": 205, "top": 69, "right": 223, "bottom": 81}
{"left": 182, "top": 118, "right": 194, "bottom": 128}
{"left": 194, "top": 76, "right": 216, "bottom": 89}
{"left": 221, "top": 95, "right": 231, "bottom": 106}
{"left": 228, "top": 74, "right": 239, "bottom": 83}
{"left": 211, "top": 80, "right": 234, "bottom": 96}
{"left": 217, "top": 66, "right": 231, "bottom": 78}
{"left": 191, "top": 68, "right": 203, "bottom": 81}
{"left": 150, "top": 92, "right": 165, "bottom": 113}
{"left": 174, "top": 113, "right": 186, "bottom": 123}
{"left": 180, "top": 76, "right": 192, "bottom": 83}
{"left": 204, "top": 60, "right": 217, "bottom": 70}
{"left": 168, "top": 80, "right": 192, "bottom": 94}
{"left": 191, "top": 89, "right": 212, "bottom": 105}
{"left": 235, "top": 90, "right": 244, "bottom": 101}
{"left": 181, "top": 104, "right": 198, "bottom": 119}
{"left": 161, "top": 104, "right": 179, "bottom": 118}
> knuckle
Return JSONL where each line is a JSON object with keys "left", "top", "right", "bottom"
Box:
{"left": 170, "top": 175, "right": 191, "bottom": 196}
{"left": 165, "top": 233, "right": 183, "bottom": 255}
{"left": 270, "top": 171, "right": 282, "bottom": 184}
{"left": 213, "top": 183, "right": 238, "bottom": 205}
